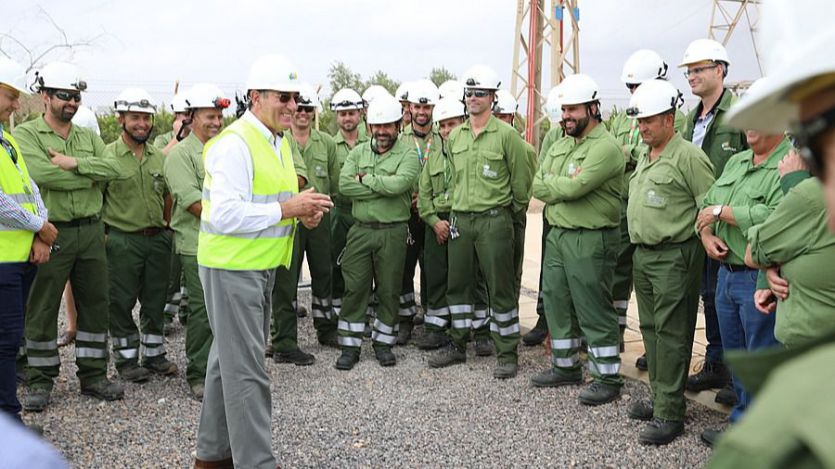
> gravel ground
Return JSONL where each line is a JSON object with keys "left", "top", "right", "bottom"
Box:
{"left": 20, "top": 290, "right": 725, "bottom": 468}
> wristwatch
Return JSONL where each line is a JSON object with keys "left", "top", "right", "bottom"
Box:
{"left": 712, "top": 205, "right": 723, "bottom": 220}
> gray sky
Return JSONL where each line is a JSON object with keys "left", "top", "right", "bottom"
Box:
{"left": 3, "top": 0, "right": 764, "bottom": 113}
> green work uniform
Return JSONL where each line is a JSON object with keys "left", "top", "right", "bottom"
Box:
{"left": 511, "top": 142, "right": 537, "bottom": 304}
{"left": 13, "top": 117, "right": 122, "bottom": 390}
{"left": 331, "top": 129, "right": 370, "bottom": 317}
{"left": 336, "top": 136, "right": 420, "bottom": 352}
{"left": 628, "top": 133, "right": 715, "bottom": 421}
{"left": 533, "top": 123, "right": 624, "bottom": 386}
{"left": 270, "top": 128, "right": 340, "bottom": 351}
{"left": 446, "top": 116, "right": 533, "bottom": 364}
{"left": 155, "top": 130, "right": 188, "bottom": 324}
{"left": 153, "top": 130, "right": 174, "bottom": 150}
{"left": 102, "top": 137, "right": 172, "bottom": 369}
{"left": 747, "top": 178, "right": 835, "bottom": 348}
{"left": 534, "top": 126, "right": 567, "bottom": 317}
{"left": 163, "top": 132, "right": 212, "bottom": 386}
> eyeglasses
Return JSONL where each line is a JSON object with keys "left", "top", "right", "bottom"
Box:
{"left": 464, "top": 89, "right": 490, "bottom": 98}
{"left": 791, "top": 105, "right": 835, "bottom": 174}
{"left": 683, "top": 64, "right": 719, "bottom": 78}
{"left": 297, "top": 106, "right": 316, "bottom": 114}
{"left": 277, "top": 92, "right": 300, "bottom": 104}
{"left": 50, "top": 90, "right": 82, "bottom": 102}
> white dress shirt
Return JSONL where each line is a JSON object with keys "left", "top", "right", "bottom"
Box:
{"left": 204, "top": 111, "right": 287, "bottom": 234}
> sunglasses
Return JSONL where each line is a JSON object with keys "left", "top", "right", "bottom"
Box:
{"left": 297, "top": 106, "right": 316, "bottom": 114}
{"left": 464, "top": 89, "right": 491, "bottom": 98}
{"left": 276, "top": 92, "right": 300, "bottom": 104}
{"left": 683, "top": 64, "right": 719, "bottom": 78}
{"left": 50, "top": 90, "right": 82, "bottom": 102}
{"left": 792, "top": 105, "right": 835, "bottom": 174}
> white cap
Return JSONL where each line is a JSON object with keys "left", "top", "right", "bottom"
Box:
{"left": 493, "top": 89, "right": 518, "bottom": 114}
{"left": 245, "top": 54, "right": 301, "bottom": 92}
{"left": 33, "top": 61, "right": 86, "bottom": 92}
{"left": 0, "top": 58, "right": 29, "bottom": 95}
{"left": 545, "top": 87, "right": 563, "bottom": 123}
{"left": 439, "top": 80, "right": 465, "bottom": 101}
{"left": 406, "top": 79, "right": 440, "bottom": 105}
{"left": 366, "top": 94, "right": 403, "bottom": 125}
{"left": 433, "top": 97, "right": 466, "bottom": 123}
{"left": 462, "top": 64, "right": 501, "bottom": 90}
{"left": 331, "top": 88, "right": 364, "bottom": 111}
{"left": 626, "top": 80, "right": 683, "bottom": 118}
{"left": 554, "top": 74, "right": 599, "bottom": 105}
{"left": 114, "top": 87, "right": 156, "bottom": 114}
{"left": 679, "top": 38, "right": 730, "bottom": 67}
{"left": 71, "top": 106, "right": 100, "bottom": 135}
{"left": 185, "top": 83, "right": 230, "bottom": 110}
{"left": 621, "top": 49, "right": 668, "bottom": 85}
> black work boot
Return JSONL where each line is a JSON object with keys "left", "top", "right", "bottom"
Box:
{"left": 317, "top": 333, "right": 339, "bottom": 348}
{"left": 530, "top": 368, "right": 582, "bottom": 388}
{"left": 628, "top": 399, "right": 654, "bottom": 421}
{"left": 578, "top": 382, "right": 621, "bottom": 406}
{"left": 474, "top": 336, "right": 494, "bottom": 356}
{"left": 143, "top": 357, "right": 178, "bottom": 376}
{"left": 416, "top": 331, "right": 449, "bottom": 350}
{"left": 635, "top": 353, "right": 648, "bottom": 371}
{"left": 81, "top": 378, "right": 125, "bottom": 401}
{"left": 374, "top": 347, "right": 396, "bottom": 367}
{"left": 274, "top": 348, "right": 316, "bottom": 366}
{"left": 428, "top": 343, "right": 466, "bottom": 368}
{"left": 493, "top": 362, "right": 518, "bottom": 379}
{"left": 522, "top": 315, "right": 548, "bottom": 346}
{"left": 714, "top": 384, "right": 737, "bottom": 406}
{"left": 335, "top": 350, "right": 360, "bottom": 370}
{"left": 396, "top": 321, "right": 413, "bottom": 346}
{"left": 23, "top": 387, "right": 51, "bottom": 412}
{"left": 686, "top": 360, "right": 730, "bottom": 392}
{"left": 639, "top": 418, "right": 685, "bottom": 445}
{"left": 118, "top": 362, "right": 151, "bottom": 383}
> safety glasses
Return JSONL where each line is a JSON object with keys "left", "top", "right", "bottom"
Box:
{"left": 51, "top": 90, "right": 82, "bottom": 102}
{"left": 683, "top": 64, "right": 719, "bottom": 78}
{"left": 277, "top": 92, "right": 300, "bottom": 104}
{"left": 791, "top": 105, "right": 835, "bottom": 174}
{"left": 464, "top": 89, "right": 491, "bottom": 98}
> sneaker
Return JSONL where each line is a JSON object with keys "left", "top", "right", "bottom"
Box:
{"left": 396, "top": 322, "right": 413, "bottom": 346}
{"left": 578, "top": 382, "right": 621, "bottom": 406}
{"left": 639, "top": 418, "right": 685, "bottom": 445}
{"left": 416, "top": 331, "right": 449, "bottom": 350}
{"left": 474, "top": 337, "right": 494, "bottom": 357}
{"left": 700, "top": 428, "right": 723, "bottom": 448}
{"left": 119, "top": 363, "right": 151, "bottom": 383}
{"left": 335, "top": 350, "right": 360, "bottom": 371}
{"left": 144, "top": 357, "right": 178, "bottom": 376}
{"left": 189, "top": 383, "right": 204, "bottom": 401}
{"left": 635, "top": 353, "right": 648, "bottom": 371}
{"left": 686, "top": 360, "right": 730, "bottom": 392}
{"left": 493, "top": 362, "right": 518, "bottom": 379}
{"left": 530, "top": 368, "right": 582, "bottom": 388}
{"left": 522, "top": 316, "right": 548, "bottom": 346}
{"left": 428, "top": 343, "right": 466, "bottom": 368}
{"left": 374, "top": 347, "right": 396, "bottom": 367}
{"left": 80, "top": 379, "right": 125, "bottom": 401}
{"left": 23, "top": 387, "right": 51, "bottom": 412}
{"left": 714, "top": 384, "right": 737, "bottom": 406}
{"left": 628, "top": 399, "right": 654, "bottom": 421}
{"left": 274, "top": 348, "right": 316, "bottom": 366}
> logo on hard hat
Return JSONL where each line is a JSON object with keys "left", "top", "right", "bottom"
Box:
{"left": 288, "top": 72, "right": 298, "bottom": 80}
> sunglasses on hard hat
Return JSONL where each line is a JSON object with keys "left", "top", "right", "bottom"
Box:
{"left": 791, "top": 105, "right": 835, "bottom": 175}
{"left": 50, "top": 90, "right": 82, "bottom": 102}
{"left": 464, "top": 89, "right": 491, "bottom": 98}
{"left": 115, "top": 99, "right": 156, "bottom": 111}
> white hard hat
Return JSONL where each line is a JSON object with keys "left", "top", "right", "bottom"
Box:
{"left": 362, "top": 85, "right": 391, "bottom": 106}
{"left": 462, "top": 64, "right": 501, "bottom": 90}
{"left": 171, "top": 93, "right": 188, "bottom": 113}
{"left": 185, "top": 83, "right": 230, "bottom": 110}
{"left": 433, "top": 97, "right": 466, "bottom": 123}
{"left": 626, "top": 80, "right": 682, "bottom": 118}
{"left": 33, "top": 61, "right": 86, "bottom": 92}
{"left": 493, "top": 89, "right": 518, "bottom": 114}
{"left": 406, "top": 79, "right": 440, "bottom": 105}
{"left": 0, "top": 58, "right": 29, "bottom": 95}
{"left": 726, "top": 0, "right": 835, "bottom": 133}
{"left": 114, "top": 87, "right": 156, "bottom": 114}
{"left": 297, "top": 83, "right": 320, "bottom": 109}
{"left": 545, "top": 87, "right": 563, "bottom": 123}
{"left": 331, "top": 88, "right": 364, "bottom": 111}
{"left": 621, "top": 49, "right": 669, "bottom": 85}
{"left": 555, "top": 74, "right": 600, "bottom": 105}
{"left": 71, "top": 106, "right": 100, "bottom": 135}
{"left": 366, "top": 94, "right": 403, "bottom": 125}
{"left": 679, "top": 38, "right": 730, "bottom": 67}
{"left": 439, "top": 80, "right": 465, "bottom": 101}
{"left": 245, "top": 54, "right": 301, "bottom": 92}
{"left": 395, "top": 81, "right": 412, "bottom": 102}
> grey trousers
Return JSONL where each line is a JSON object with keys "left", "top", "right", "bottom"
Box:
{"left": 196, "top": 266, "right": 276, "bottom": 469}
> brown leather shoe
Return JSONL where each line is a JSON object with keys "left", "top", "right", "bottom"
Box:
{"left": 194, "top": 457, "right": 234, "bottom": 469}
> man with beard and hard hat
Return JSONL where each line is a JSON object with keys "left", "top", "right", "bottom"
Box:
{"left": 335, "top": 94, "right": 420, "bottom": 370}
{"left": 529, "top": 74, "right": 624, "bottom": 404}
{"left": 0, "top": 57, "right": 54, "bottom": 423}
{"left": 416, "top": 97, "right": 466, "bottom": 350}
{"left": 163, "top": 83, "right": 230, "bottom": 399}
{"left": 193, "top": 54, "right": 332, "bottom": 469}
{"left": 707, "top": 0, "right": 835, "bottom": 465}
{"left": 680, "top": 38, "right": 748, "bottom": 397}
{"left": 396, "top": 79, "right": 441, "bottom": 345}
{"left": 330, "top": 88, "right": 370, "bottom": 322}
{"left": 13, "top": 62, "right": 125, "bottom": 411}
{"left": 624, "top": 80, "right": 715, "bottom": 445}
{"left": 428, "top": 64, "right": 533, "bottom": 379}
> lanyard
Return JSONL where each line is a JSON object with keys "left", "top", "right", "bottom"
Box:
{"left": 413, "top": 134, "right": 432, "bottom": 166}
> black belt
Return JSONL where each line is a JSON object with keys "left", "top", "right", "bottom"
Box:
{"left": 53, "top": 216, "right": 99, "bottom": 228}
{"left": 356, "top": 221, "right": 405, "bottom": 230}
{"left": 721, "top": 263, "right": 757, "bottom": 273}
{"left": 453, "top": 206, "right": 508, "bottom": 218}
{"left": 636, "top": 240, "right": 689, "bottom": 251}
{"left": 107, "top": 225, "right": 165, "bottom": 237}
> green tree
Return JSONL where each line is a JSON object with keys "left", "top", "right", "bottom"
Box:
{"left": 429, "top": 67, "right": 456, "bottom": 87}
{"left": 365, "top": 71, "right": 400, "bottom": 96}
{"left": 327, "top": 61, "right": 364, "bottom": 99}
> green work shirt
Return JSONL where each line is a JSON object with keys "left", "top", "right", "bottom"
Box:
{"left": 287, "top": 136, "right": 308, "bottom": 185}
{"left": 402, "top": 125, "right": 443, "bottom": 193}
{"left": 627, "top": 133, "right": 715, "bottom": 245}
{"left": 338, "top": 136, "right": 421, "bottom": 224}
{"left": 290, "top": 128, "right": 339, "bottom": 196}
{"left": 153, "top": 130, "right": 174, "bottom": 150}
{"left": 417, "top": 142, "right": 454, "bottom": 227}
{"left": 532, "top": 124, "right": 624, "bottom": 230}
{"left": 447, "top": 115, "right": 533, "bottom": 213}
{"left": 699, "top": 138, "right": 789, "bottom": 264}
{"left": 101, "top": 137, "right": 167, "bottom": 232}
{"left": 539, "top": 125, "right": 566, "bottom": 160}
{"left": 747, "top": 178, "right": 835, "bottom": 348}
{"left": 333, "top": 129, "right": 370, "bottom": 206}
{"left": 683, "top": 88, "right": 748, "bottom": 178}
{"left": 163, "top": 133, "right": 204, "bottom": 255}
{"left": 13, "top": 117, "right": 123, "bottom": 222}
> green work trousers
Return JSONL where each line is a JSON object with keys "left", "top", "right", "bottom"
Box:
{"left": 164, "top": 239, "right": 189, "bottom": 324}
{"left": 182, "top": 254, "right": 211, "bottom": 387}
{"left": 633, "top": 238, "right": 703, "bottom": 421}
{"left": 447, "top": 208, "right": 519, "bottom": 363}
{"left": 399, "top": 211, "right": 425, "bottom": 327}
{"left": 24, "top": 220, "right": 110, "bottom": 389}
{"left": 422, "top": 213, "right": 450, "bottom": 333}
{"left": 512, "top": 208, "right": 527, "bottom": 304}
{"left": 535, "top": 213, "right": 551, "bottom": 317}
{"left": 612, "top": 202, "right": 634, "bottom": 333}
{"left": 337, "top": 223, "right": 407, "bottom": 352}
{"left": 107, "top": 228, "right": 171, "bottom": 369}
{"left": 330, "top": 203, "right": 354, "bottom": 316}
{"left": 542, "top": 226, "right": 623, "bottom": 387}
